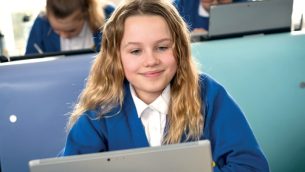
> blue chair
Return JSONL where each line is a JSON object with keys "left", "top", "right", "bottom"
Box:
{"left": 0, "top": 54, "right": 94, "bottom": 172}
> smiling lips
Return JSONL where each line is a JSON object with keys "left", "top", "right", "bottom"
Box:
{"left": 141, "top": 70, "right": 164, "bottom": 78}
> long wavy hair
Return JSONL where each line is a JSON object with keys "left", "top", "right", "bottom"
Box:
{"left": 68, "top": 0, "right": 204, "bottom": 144}
{"left": 46, "top": 0, "right": 106, "bottom": 32}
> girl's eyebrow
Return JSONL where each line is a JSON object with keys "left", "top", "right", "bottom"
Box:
{"left": 122, "top": 38, "right": 172, "bottom": 49}
{"left": 155, "top": 38, "right": 172, "bottom": 43}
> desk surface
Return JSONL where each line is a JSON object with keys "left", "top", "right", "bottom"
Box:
{"left": 192, "top": 32, "right": 305, "bottom": 172}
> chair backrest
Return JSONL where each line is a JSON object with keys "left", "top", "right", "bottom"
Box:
{"left": 0, "top": 54, "right": 94, "bottom": 172}
{"left": 192, "top": 32, "right": 305, "bottom": 172}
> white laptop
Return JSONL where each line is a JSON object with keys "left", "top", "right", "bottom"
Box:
{"left": 29, "top": 140, "right": 213, "bottom": 172}
{"left": 191, "top": 0, "right": 293, "bottom": 42}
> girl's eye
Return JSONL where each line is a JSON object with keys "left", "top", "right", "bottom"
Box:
{"left": 157, "top": 46, "right": 169, "bottom": 51}
{"left": 130, "top": 49, "right": 141, "bottom": 55}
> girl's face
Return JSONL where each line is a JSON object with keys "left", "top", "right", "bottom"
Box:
{"left": 120, "top": 15, "right": 177, "bottom": 104}
{"left": 48, "top": 9, "right": 85, "bottom": 38}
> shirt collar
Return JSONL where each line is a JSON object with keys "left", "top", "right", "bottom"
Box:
{"left": 77, "top": 21, "right": 89, "bottom": 37}
{"left": 130, "top": 84, "right": 171, "bottom": 118}
{"left": 198, "top": 2, "right": 209, "bottom": 17}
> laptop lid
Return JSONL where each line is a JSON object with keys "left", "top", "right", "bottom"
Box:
{"left": 29, "top": 140, "right": 213, "bottom": 172}
{"left": 191, "top": 0, "right": 293, "bottom": 42}
{"left": 208, "top": 0, "right": 293, "bottom": 38}
{"left": 0, "top": 48, "right": 95, "bottom": 62}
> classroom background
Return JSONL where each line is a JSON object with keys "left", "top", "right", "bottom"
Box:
{"left": 1, "top": 0, "right": 305, "bottom": 172}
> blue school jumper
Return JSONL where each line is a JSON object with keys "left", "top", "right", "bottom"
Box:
{"left": 63, "top": 74, "right": 269, "bottom": 172}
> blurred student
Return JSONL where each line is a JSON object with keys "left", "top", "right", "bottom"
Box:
{"left": 25, "top": 0, "right": 115, "bottom": 55}
{"left": 173, "top": 0, "right": 247, "bottom": 33}
{"left": 62, "top": 0, "right": 269, "bottom": 171}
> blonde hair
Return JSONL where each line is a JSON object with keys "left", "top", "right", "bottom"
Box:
{"left": 46, "top": 0, "right": 106, "bottom": 32}
{"left": 68, "top": 0, "right": 204, "bottom": 144}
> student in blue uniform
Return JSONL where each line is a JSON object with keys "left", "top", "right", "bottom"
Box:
{"left": 63, "top": 0, "right": 269, "bottom": 171}
{"left": 173, "top": 0, "right": 248, "bottom": 33}
{"left": 25, "top": 0, "right": 115, "bottom": 55}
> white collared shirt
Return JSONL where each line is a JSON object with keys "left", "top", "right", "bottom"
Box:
{"left": 130, "top": 84, "right": 170, "bottom": 147}
{"left": 198, "top": 2, "right": 210, "bottom": 17}
{"left": 60, "top": 21, "right": 94, "bottom": 51}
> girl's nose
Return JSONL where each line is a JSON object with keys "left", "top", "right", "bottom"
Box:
{"left": 144, "top": 51, "right": 160, "bottom": 67}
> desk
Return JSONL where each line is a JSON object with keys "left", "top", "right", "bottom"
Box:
{"left": 192, "top": 32, "right": 305, "bottom": 172}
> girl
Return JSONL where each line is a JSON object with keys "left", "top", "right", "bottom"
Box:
{"left": 25, "top": 0, "right": 115, "bottom": 54}
{"left": 63, "top": 0, "right": 269, "bottom": 171}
